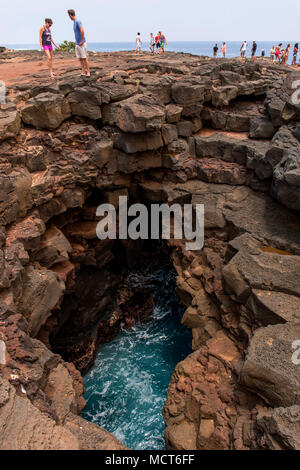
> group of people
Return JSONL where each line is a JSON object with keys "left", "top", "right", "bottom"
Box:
{"left": 40, "top": 14, "right": 300, "bottom": 80}
{"left": 213, "top": 41, "right": 259, "bottom": 59}
{"left": 40, "top": 13, "right": 168, "bottom": 79}
{"left": 270, "top": 43, "right": 299, "bottom": 66}
{"left": 213, "top": 42, "right": 227, "bottom": 58}
{"left": 136, "top": 32, "right": 167, "bottom": 53}
{"left": 40, "top": 9, "right": 90, "bottom": 79}
{"left": 212, "top": 40, "right": 300, "bottom": 65}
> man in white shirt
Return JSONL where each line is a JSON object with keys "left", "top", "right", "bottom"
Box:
{"left": 240, "top": 41, "right": 247, "bottom": 58}
{"left": 136, "top": 33, "right": 142, "bottom": 53}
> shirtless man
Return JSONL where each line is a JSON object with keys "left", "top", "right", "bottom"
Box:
{"left": 67, "top": 9, "right": 90, "bottom": 77}
{"left": 158, "top": 31, "right": 167, "bottom": 54}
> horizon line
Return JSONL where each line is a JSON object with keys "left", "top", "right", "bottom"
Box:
{"left": 3, "top": 39, "right": 299, "bottom": 46}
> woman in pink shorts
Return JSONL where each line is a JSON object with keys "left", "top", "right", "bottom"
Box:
{"left": 275, "top": 44, "right": 282, "bottom": 63}
{"left": 39, "top": 18, "right": 58, "bottom": 78}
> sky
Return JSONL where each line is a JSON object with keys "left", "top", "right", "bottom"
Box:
{"left": 2, "top": 0, "right": 300, "bottom": 44}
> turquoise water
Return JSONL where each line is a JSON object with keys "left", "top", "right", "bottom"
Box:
{"left": 82, "top": 261, "right": 192, "bottom": 450}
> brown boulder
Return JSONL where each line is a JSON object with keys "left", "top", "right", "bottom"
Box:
{"left": 0, "top": 105, "right": 21, "bottom": 141}
{"left": 102, "top": 94, "right": 165, "bottom": 133}
{"left": 240, "top": 324, "right": 300, "bottom": 407}
{"left": 32, "top": 225, "right": 72, "bottom": 268}
{"left": 68, "top": 86, "right": 102, "bottom": 120}
{"left": 114, "top": 130, "right": 163, "bottom": 153}
{"left": 171, "top": 80, "right": 205, "bottom": 106}
{"left": 21, "top": 92, "right": 71, "bottom": 130}
{"left": 18, "top": 265, "right": 65, "bottom": 337}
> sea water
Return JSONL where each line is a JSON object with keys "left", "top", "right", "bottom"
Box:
{"left": 4, "top": 41, "right": 298, "bottom": 64}
{"left": 82, "top": 260, "right": 192, "bottom": 450}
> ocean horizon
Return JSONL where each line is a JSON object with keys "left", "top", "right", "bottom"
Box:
{"left": 2, "top": 40, "right": 299, "bottom": 65}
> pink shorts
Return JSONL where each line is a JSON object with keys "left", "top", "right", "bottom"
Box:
{"left": 43, "top": 45, "right": 53, "bottom": 51}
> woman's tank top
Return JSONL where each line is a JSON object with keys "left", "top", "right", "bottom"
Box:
{"left": 42, "top": 28, "right": 52, "bottom": 46}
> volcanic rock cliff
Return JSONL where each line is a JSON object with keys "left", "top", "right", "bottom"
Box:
{"left": 0, "top": 50, "right": 300, "bottom": 450}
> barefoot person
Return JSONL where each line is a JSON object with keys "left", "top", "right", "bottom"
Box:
{"left": 39, "top": 18, "right": 58, "bottom": 78}
{"left": 213, "top": 43, "right": 218, "bottom": 58}
{"left": 67, "top": 9, "right": 90, "bottom": 77}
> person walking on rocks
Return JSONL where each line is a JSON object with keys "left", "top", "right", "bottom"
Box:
{"left": 275, "top": 43, "right": 282, "bottom": 63}
{"left": 39, "top": 18, "right": 58, "bottom": 79}
{"left": 270, "top": 45, "right": 275, "bottom": 61}
{"left": 251, "top": 41, "right": 257, "bottom": 59}
{"left": 281, "top": 44, "right": 290, "bottom": 66}
{"left": 213, "top": 43, "right": 218, "bottom": 58}
{"left": 240, "top": 41, "right": 247, "bottom": 58}
{"left": 292, "top": 43, "right": 298, "bottom": 66}
{"left": 150, "top": 33, "right": 155, "bottom": 54}
{"left": 136, "top": 33, "right": 142, "bottom": 52}
{"left": 155, "top": 33, "right": 160, "bottom": 53}
{"left": 68, "top": 9, "right": 90, "bottom": 77}
{"left": 221, "top": 42, "right": 226, "bottom": 58}
{"left": 158, "top": 32, "right": 167, "bottom": 53}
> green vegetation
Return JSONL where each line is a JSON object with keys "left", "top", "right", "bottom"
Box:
{"left": 57, "top": 40, "right": 75, "bottom": 53}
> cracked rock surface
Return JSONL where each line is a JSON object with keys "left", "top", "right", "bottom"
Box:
{"left": 0, "top": 49, "right": 300, "bottom": 450}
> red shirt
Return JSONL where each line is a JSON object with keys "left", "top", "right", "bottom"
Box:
{"left": 155, "top": 35, "right": 160, "bottom": 43}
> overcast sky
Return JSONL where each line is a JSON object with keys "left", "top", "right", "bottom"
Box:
{"left": 2, "top": 0, "right": 300, "bottom": 44}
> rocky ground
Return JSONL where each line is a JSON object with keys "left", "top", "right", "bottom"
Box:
{"left": 0, "top": 49, "right": 300, "bottom": 450}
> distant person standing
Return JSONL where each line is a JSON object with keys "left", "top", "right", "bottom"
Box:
{"left": 221, "top": 42, "right": 226, "bottom": 58}
{"left": 136, "top": 33, "right": 142, "bottom": 52}
{"left": 281, "top": 44, "right": 290, "bottom": 66}
{"left": 275, "top": 43, "right": 282, "bottom": 63}
{"left": 39, "top": 18, "right": 58, "bottom": 79}
{"left": 67, "top": 9, "right": 90, "bottom": 77}
{"left": 251, "top": 41, "right": 257, "bottom": 59}
{"left": 213, "top": 43, "right": 218, "bottom": 58}
{"left": 155, "top": 33, "right": 160, "bottom": 53}
{"left": 240, "top": 41, "right": 247, "bottom": 58}
{"left": 158, "top": 32, "right": 167, "bottom": 53}
{"left": 270, "top": 46, "right": 275, "bottom": 61}
{"left": 292, "top": 43, "right": 298, "bottom": 65}
{"left": 150, "top": 33, "right": 155, "bottom": 54}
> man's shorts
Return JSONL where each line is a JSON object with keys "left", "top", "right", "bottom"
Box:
{"left": 75, "top": 43, "right": 88, "bottom": 59}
